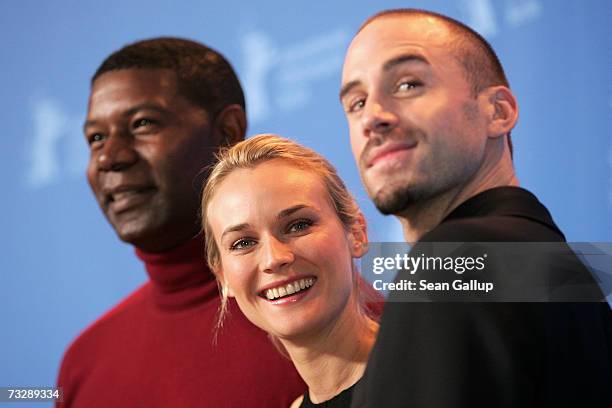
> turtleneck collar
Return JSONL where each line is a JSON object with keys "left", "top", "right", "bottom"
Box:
{"left": 135, "top": 234, "right": 218, "bottom": 311}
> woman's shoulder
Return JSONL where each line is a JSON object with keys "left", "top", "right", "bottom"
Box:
{"left": 290, "top": 394, "right": 304, "bottom": 408}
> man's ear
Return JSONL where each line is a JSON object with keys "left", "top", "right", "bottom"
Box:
{"left": 348, "top": 213, "right": 368, "bottom": 258}
{"left": 212, "top": 104, "right": 247, "bottom": 146}
{"left": 481, "top": 86, "right": 518, "bottom": 139}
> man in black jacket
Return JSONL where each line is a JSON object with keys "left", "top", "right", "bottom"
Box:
{"left": 340, "top": 8, "right": 611, "bottom": 407}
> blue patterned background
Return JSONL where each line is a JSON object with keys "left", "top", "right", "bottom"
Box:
{"left": 1, "top": 0, "right": 611, "bottom": 399}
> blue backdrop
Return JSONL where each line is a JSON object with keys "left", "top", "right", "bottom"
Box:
{"left": 2, "top": 0, "right": 611, "bottom": 403}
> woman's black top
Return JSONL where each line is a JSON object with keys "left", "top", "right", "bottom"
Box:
{"left": 299, "top": 380, "right": 360, "bottom": 408}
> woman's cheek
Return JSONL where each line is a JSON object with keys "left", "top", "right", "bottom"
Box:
{"left": 226, "top": 258, "right": 257, "bottom": 296}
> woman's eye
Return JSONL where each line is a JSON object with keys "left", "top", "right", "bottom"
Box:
{"left": 230, "top": 238, "right": 256, "bottom": 251}
{"left": 288, "top": 220, "right": 313, "bottom": 233}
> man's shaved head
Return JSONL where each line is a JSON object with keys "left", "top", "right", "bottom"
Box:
{"left": 360, "top": 9, "right": 509, "bottom": 96}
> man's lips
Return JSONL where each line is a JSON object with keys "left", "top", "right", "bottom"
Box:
{"left": 104, "top": 185, "right": 157, "bottom": 213}
{"left": 365, "top": 141, "right": 417, "bottom": 168}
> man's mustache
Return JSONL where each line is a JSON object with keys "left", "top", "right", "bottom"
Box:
{"left": 360, "top": 130, "right": 421, "bottom": 168}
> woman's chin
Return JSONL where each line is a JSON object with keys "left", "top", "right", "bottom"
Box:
{"left": 260, "top": 299, "right": 330, "bottom": 341}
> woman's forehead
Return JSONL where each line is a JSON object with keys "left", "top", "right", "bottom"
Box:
{"left": 208, "top": 160, "right": 334, "bottom": 226}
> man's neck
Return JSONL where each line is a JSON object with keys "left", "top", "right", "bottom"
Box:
{"left": 135, "top": 228, "right": 201, "bottom": 254}
{"left": 398, "top": 150, "right": 518, "bottom": 243}
{"left": 280, "top": 299, "right": 377, "bottom": 404}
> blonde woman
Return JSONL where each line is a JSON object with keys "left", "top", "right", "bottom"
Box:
{"left": 201, "top": 134, "right": 381, "bottom": 407}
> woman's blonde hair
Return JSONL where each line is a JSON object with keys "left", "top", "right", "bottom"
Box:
{"left": 201, "top": 134, "right": 377, "bottom": 342}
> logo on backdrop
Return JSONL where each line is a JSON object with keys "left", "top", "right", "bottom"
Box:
{"left": 461, "top": 0, "right": 542, "bottom": 37}
{"left": 240, "top": 28, "right": 349, "bottom": 123}
{"left": 25, "top": 98, "right": 86, "bottom": 189}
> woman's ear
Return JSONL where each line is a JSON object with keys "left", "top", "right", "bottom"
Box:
{"left": 212, "top": 104, "right": 246, "bottom": 146}
{"left": 481, "top": 86, "right": 518, "bottom": 139}
{"left": 216, "top": 269, "right": 236, "bottom": 298}
{"left": 348, "top": 213, "right": 368, "bottom": 258}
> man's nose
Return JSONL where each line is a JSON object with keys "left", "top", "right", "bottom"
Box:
{"left": 96, "top": 131, "right": 138, "bottom": 172}
{"left": 260, "top": 235, "right": 295, "bottom": 274}
{"left": 360, "top": 98, "right": 399, "bottom": 137}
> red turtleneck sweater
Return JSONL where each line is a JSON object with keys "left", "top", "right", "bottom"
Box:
{"left": 56, "top": 236, "right": 305, "bottom": 407}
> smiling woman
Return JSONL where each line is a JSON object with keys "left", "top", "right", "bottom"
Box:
{"left": 201, "top": 134, "right": 380, "bottom": 407}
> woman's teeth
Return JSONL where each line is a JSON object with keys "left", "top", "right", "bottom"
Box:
{"left": 264, "top": 278, "right": 315, "bottom": 300}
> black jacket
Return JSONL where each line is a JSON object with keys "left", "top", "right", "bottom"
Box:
{"left": 352, "top": 187, "right": 611, "bottom": 408}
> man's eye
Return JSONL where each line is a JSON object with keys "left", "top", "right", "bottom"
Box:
{"left": 230, "top": 238, "right": 256, "bottom": 251}
{"left": 133, "top": 118, "right": 154, "bottom": 128}
{"left": 397, "top": 81, "right": 420, "bottom": 92}
{"left": 348, "top": 99, "right": 365, "bottom": 113}
{"left": 288, "top": 219, "right": 313, "bottom": 233}
{"left": 88, "top": 133, "right": 105, "bottom": 146}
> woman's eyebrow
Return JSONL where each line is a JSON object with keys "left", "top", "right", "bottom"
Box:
{"left": 277, "top": 204, "right": 311, "bottom": 219}
{"left": 221, "top": 223, "right": 250, "bottom": 240}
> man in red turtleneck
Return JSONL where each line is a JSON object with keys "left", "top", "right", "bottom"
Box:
{"left": 57, "top": 37, "right": 305, "bottom": 407}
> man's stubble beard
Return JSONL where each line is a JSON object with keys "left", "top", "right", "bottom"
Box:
{"left": 364, "top": 155, "right": 477, "bottom": 217}
{"left": 359, "top": 130, "right": 428, "bottom": 216}
{"left": 368, "top": 176, "right": 425, "bottom": 215}
{"left": 359, "top": 99, "right": 482, "bottom": 217}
